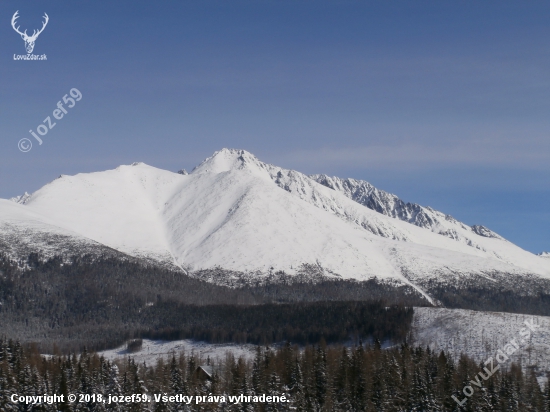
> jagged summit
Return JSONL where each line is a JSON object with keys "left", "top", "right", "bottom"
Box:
{"left": 191, "top": 148, "right": 268, "bottom": 175}
{"left": 539, "top": 252, "right": 550, "bottom": 258}
{"left": 1, "top": 148, "right": 549, "bottom": 297}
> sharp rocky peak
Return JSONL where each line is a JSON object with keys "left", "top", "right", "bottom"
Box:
{"left": 191, "top": 148, "right": 269, "bottom": 174}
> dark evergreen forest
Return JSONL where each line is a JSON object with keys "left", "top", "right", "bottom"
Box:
{"left": 4, "top": 253, "right": 550, "bottom": 354}
{"left": 425, "top": 276, "right": 550, "bottom": 316}
{"left": 0, "top": 255, "right": 418, "bottom": 353}
{"left": 1, "top": 337, "right": 549, "bottom": 411}
{"left": 4, "top": 253, "right": 550, "bottom": 411}
{"left": 138, "top": 301, "right": 413, "bottom": 345}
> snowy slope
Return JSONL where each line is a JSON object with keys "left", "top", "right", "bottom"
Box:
{"left": 11, "top": 166, "right": 182, "bottom": 265}
{"left": 0, "top": 199, "right": 122, "bottom": 261}
{"left": 185, "top": 150, "right": 550, "bottom": 279}
{"left": 412, "top": 307, "right": 550, "bottom": 373}
{"left": 5, "top": 149, "right": 550, "bottom": 290}
{"left": 308, "top": 175, "right": 548, "bottom": 272}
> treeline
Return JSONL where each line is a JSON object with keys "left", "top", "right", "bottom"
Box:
{"left": 192, "top": 265, "right": 429, "bottom": 306}
{"left": 0, "top": 254, "right": 260, "bottom": 353}
{"left": 422, "top": 273, "right": 550, "bottom": 316}
{"left": 243, "top": 278, "right": 428, "bottom": 306}
{"left": 0, "top": 253, "right": 260, "bottom": 309}
{"left": 6, "top": 253, "right": 550, "bottom": 354}
{"left": 0, "top": 254, "right": 421, "bottom": 352}
{"left": 139, "top": 301, "right": 413, "bottom": 345}
{"left": 1, "top": 337, "right": 549, "bottom": 411}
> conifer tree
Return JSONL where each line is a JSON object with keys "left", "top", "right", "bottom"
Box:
{"left": 57, "top": 368, "right": 72, "bottom": 412}
{"left": 0, "top": 366, "right": 17, "bottom": 411}
{"left": 332, "top": 347, "right": 350, "bottom": 411}
{"left": 349, "top": 344, "right": 367, "bottom": 411}
{"left": 252, "top": 347, "right": 264, "bottom": 396}
{"left": 314, "top": 346, "right": 328, "bottom": 410}
{"left": 500, "top": 375, "right": 520, "bottom": 412}
{"left": 169, "top": 356, "right": 186, "bottom": 412}
{"left": 106, "top": 363, "right": 124, "bottom": 412}
{"left": 371, "top": 353, "right": 389, "bottom": 411}
{"left": 289, "top": 359, "right": 307, "bottom": 412}
{"left": 544, "top": 371, "right": 550, "bottom": 412}
{"left": 525, "top": 368, "right": 545, "bottom": 411}
{"left": 239, "top": 374, "right": 255, "bottom": 412}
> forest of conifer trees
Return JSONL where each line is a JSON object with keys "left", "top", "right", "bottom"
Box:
{"left": 4, "top": 254, "right": 550, "bottom": 410}
{"left": 0, "top": 254, "right": 419, "bottom": 352}
{"left": 1, "top": 337, "right": 550, "bottom": 411}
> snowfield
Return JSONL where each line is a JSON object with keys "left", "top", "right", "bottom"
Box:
{"left": 0, "top": 199, "right": 122, "bottom": 261}
{"left": 411, "top": 307, "right": 550, "bottom": 373}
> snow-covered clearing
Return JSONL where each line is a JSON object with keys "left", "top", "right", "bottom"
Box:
{"left": 98, "top": 307, "right": 550, "bottom": 376}
{"left": 411, "top": 307, "right": 550, "bottom": 372}
{"left": 98, "top": 339, "right": 258, "bottom": 365}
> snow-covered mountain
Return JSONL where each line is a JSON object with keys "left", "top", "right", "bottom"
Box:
{"left": 4, "top": 149, "right": 550, "bottom": 298}
{"left": 0, "top": 199, "right": 124, "bottom": 263}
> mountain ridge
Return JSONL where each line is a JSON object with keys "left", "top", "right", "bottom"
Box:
{"left": 310, "top": 174, "right": 504, "bottom": 241}
{"left": 2, "top": 149, "right": 549, "bottom": 297}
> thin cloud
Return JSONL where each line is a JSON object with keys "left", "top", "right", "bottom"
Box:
{"left": 282, "top": 140, "right": 550, "bottom": 172}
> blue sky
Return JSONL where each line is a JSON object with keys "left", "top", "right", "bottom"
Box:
{"left": 0, "top": 0, "right": 549, "bottom": 253}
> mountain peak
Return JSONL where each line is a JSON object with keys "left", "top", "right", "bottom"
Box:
{"left": 115, "top": 162, "right": 154, "bottom": 170}
{"left": 192, "top": 148, "right": 268, "bottom": 175}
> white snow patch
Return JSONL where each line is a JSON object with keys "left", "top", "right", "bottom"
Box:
{"left": 412, "top": 307, "right": 550, "bottom": 373}
{"left": 98, "top": 339, "right": 257, "bottom": 365}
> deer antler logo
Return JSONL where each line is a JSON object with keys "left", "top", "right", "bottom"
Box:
{"left": 11, "top": 11, "right": 49, "bottom": 54}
